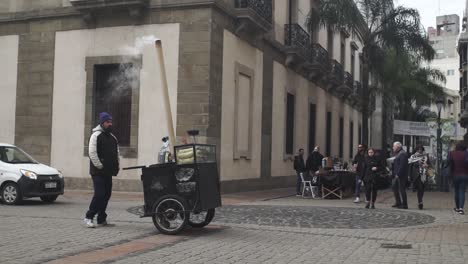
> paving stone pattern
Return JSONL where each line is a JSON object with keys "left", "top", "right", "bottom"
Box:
{"left": 2, "top": 191, "right": 468, "bottom": 264}
{"left": 128, "top": 204, "right": 435, "bottom": 229}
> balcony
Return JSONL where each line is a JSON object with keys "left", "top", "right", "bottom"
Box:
{"left": 336, "top": 71, "right": 354, "bottom": 98}
{"left": 70, "top": 0, "right": 149, "bottom": 22}
{"left": 348, "top": 81, "right": 362, "bottom": 108}
{"left": 326, "top": 60, "right": 344, "bottom": 92}
{"left": 234, "top": 0, "right": 273, "bottom": 35}
{"left": 305, "top": 43, "right": 330, "bottom": 82}
{"left": 284, "top": 23, "right": 310, "bottom": 67}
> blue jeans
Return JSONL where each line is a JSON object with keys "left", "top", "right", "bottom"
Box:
{"left": 354, "top": 175, "right": 361, "bottom": 198}
{"left": 453, "top": 176, "right": 468, "bottom": 209}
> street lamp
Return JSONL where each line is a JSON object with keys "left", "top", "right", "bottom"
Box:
{"left": 436, "top": 99, "right": 444, "bottom": 192}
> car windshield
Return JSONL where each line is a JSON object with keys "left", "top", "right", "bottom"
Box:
{"left": 0, "top": 146, "right": 37, "bottom": 164}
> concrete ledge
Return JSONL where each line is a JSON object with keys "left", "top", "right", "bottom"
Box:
{"left": 65, "top": 175, "right": 295, "bottom": 194}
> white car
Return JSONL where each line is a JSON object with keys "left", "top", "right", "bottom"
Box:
{"left": 0, "top": 143, "right": 64, "bottom": 205}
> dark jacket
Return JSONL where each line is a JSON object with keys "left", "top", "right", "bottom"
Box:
{"left": 294, "top": 155, "right": 306, "bottom": 172}
{"left": 362, "top": 156, "right": 383, "bottom": 184}
{"left": 306, "top": 151, "right": 324, "bottom": 172}
{"left": 449, "top": 150, "right": 468, "bottom": 177}
{"left": 409, "top": 152, "right": 431, "bottom": 181}
{"left": 353, "top": 152, "right": 366, "bottom": 179}
{"left": 392, "top": 149, "right": 408, "bottom": 180}
{"left": 89, "top": 125, "right": 120, "bottom": 176}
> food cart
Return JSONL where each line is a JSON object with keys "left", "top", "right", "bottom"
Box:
{"left": 124, "top": 143, "right": 221, "bottom": 235}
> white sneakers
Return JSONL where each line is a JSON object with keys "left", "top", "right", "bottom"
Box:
{"left": 353, "top": 197, "right": 360, "bottom": 203}
{"left": 83, "top": 218, "right": 115, "bottom": 228}
{"left": 83, "top": 218, "right": 95, "bottom": 228}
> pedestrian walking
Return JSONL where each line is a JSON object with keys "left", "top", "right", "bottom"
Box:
{"left": 448, "top": 142, "right": 468, "bottom": 215}
{"left": 352, "top": 144, "right": 367, "bottom": 203}
{"left": 83, "top": 112, "right": 120, "bottom": 228}
{"left": 391, "top": 141, "right": 409, "bottom": 209}
{"left": 294, "top": 148, "right": 307, "bottom": 196}
{"left": 362, "top": 148, "right": 384, "bottom": 209}
{"left": 409, "top": 145, "right": 431, "bottom": 210}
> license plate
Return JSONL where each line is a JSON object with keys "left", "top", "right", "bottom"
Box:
{"left": 45, "top": 182, "right": 57, "bottom": 189}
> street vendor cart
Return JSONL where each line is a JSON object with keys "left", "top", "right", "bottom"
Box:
{"left": 124, "top": 143, "right": 221, "bottom": 235}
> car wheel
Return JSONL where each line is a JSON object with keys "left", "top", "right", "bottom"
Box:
{"left": 40, "top": 195, "right": 58, "bottom": 203}
{"left": 1, "top": 183, "right": 22, "bottom": 205}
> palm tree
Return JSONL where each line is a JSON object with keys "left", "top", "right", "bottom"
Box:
{"left": 380, "top": 49, "right": 446, "bottom": 122}
{"left": 306, "top": 0, "right": 435, "bottom": 145}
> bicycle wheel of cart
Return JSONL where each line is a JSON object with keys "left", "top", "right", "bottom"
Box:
{"left": 152, "top": 195, "right": 189, "bottom": 235}
{"left": 188, "top": 208, "right": 215, "bottom": 228}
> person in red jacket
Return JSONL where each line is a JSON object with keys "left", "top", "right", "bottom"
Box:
{"left": 448, "top": 142, "right": 468, "bottom": 215}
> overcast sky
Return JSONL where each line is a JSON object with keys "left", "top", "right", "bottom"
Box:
{"left": 394, "top": 0, "right": 465, "bottom": 30}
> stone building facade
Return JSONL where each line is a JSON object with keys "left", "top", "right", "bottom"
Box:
{"left": 0, "top": 0, "right": 368, "bottom": 192}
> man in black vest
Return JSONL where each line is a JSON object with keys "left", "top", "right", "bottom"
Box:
{"left": 83, "top": 112, "right": 120, "bottom": 228}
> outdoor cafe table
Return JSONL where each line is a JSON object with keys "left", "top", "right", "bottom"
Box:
{"left": 317, "top": 170, "right": 356, "bottom": 199}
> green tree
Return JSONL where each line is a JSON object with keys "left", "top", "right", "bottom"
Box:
{"left": 380, "top": 49, "right": 445, "bottom": 121}
{"left": 307, "top": 0, "right": 435, "bottom": 145}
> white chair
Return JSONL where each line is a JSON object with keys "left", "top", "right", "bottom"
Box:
{"left": 300, "top": 172, "right": 318, "bottom": 198}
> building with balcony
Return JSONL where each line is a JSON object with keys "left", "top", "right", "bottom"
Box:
{"left": 0, "top": 0, "right": 369, "bottom": 192}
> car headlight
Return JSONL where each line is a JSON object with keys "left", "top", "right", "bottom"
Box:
{"left": 58, "top": 171, "right": 63, "bottom": 178}
{"left": 20, "top": 169, "right": 38, "bottom": 180}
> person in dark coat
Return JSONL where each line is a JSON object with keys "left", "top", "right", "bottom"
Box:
{"left": 362, "top": 148, "right": 384, "bottom": 209}
{"left": 294, "top": 148, "right": 307, "bottom": 196}
{"left": 84, "top": 112, "right": 120, "bottom": 228}
{"left": 448, "top": 142, "right": 468, "bottom": 215}
{"left": 352, "top": 144, "right": 367, "bottom": 203}
{"left": 391, "top": 141, "right": 409, "bottom": 209}
{"left": 306, "top": 146, "right": 324, "bottom": 175}
{"left": 409, "top": 145, "right": 431, "bottom": 210}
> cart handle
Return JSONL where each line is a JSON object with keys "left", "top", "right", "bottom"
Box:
{"left": 122, "top": 166, "right": 146, "bottom": 170}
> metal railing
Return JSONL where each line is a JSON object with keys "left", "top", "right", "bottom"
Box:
{"left": 344, "top": 72, "right": 354, "bottom": 88}
{"left": 330, "top": 60, "right": 344, "bottom": 83}
{"left": 309, "top": 43, "right": 330, "bottom": 67}
{"left": 284, "top": 23, "right": 310, "bottom": 53}
{"left": 235, "top": 0, "right": 272, "bottom": 23}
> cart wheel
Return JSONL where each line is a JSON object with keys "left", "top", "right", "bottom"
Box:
{"left": 188, "top": 208, "right": 215, "bottom": 228}
{"left": 152, "top": 195, "right": 188, "bottom": 235}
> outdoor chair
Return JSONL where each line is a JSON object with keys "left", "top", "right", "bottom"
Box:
{"left": 300, "top": 172, "right": 318, "bottom": 198}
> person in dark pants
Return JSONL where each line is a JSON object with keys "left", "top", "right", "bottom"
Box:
{"left": 362, "top": 148, "right": 384, "bottom": 209}
{"left": 448, "top": 142, "right": 468, "bottom": 215}
{"left": 84, "top": 112, "right": 120, "bottom": 228}
{"left": 352, "top": 144, "right": 367, "bottom": 203}
{"left": 391, "top": 141, "right": 409, "bottom": 209}
{"left": 409, "top": 145, "right": 430, "bottom": 210}
{"left": 294, "top": 148, "right": 307, "bottom": 196}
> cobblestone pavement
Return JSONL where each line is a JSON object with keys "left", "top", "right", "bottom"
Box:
{"left": 2, "top": 190, "right": 468, "bottom": 264}
{"left": 128, "top": 204, "right": 436, "bottom": 229}
{"left": 0, "top": 196, "right": 154, "bottom": 264}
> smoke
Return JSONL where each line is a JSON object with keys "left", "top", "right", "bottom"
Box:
{"left": 104, "top": 35, "right": 159, "bottom": 99}
{"left": 120, "top": 35, "right": 160, "bottom": 55}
